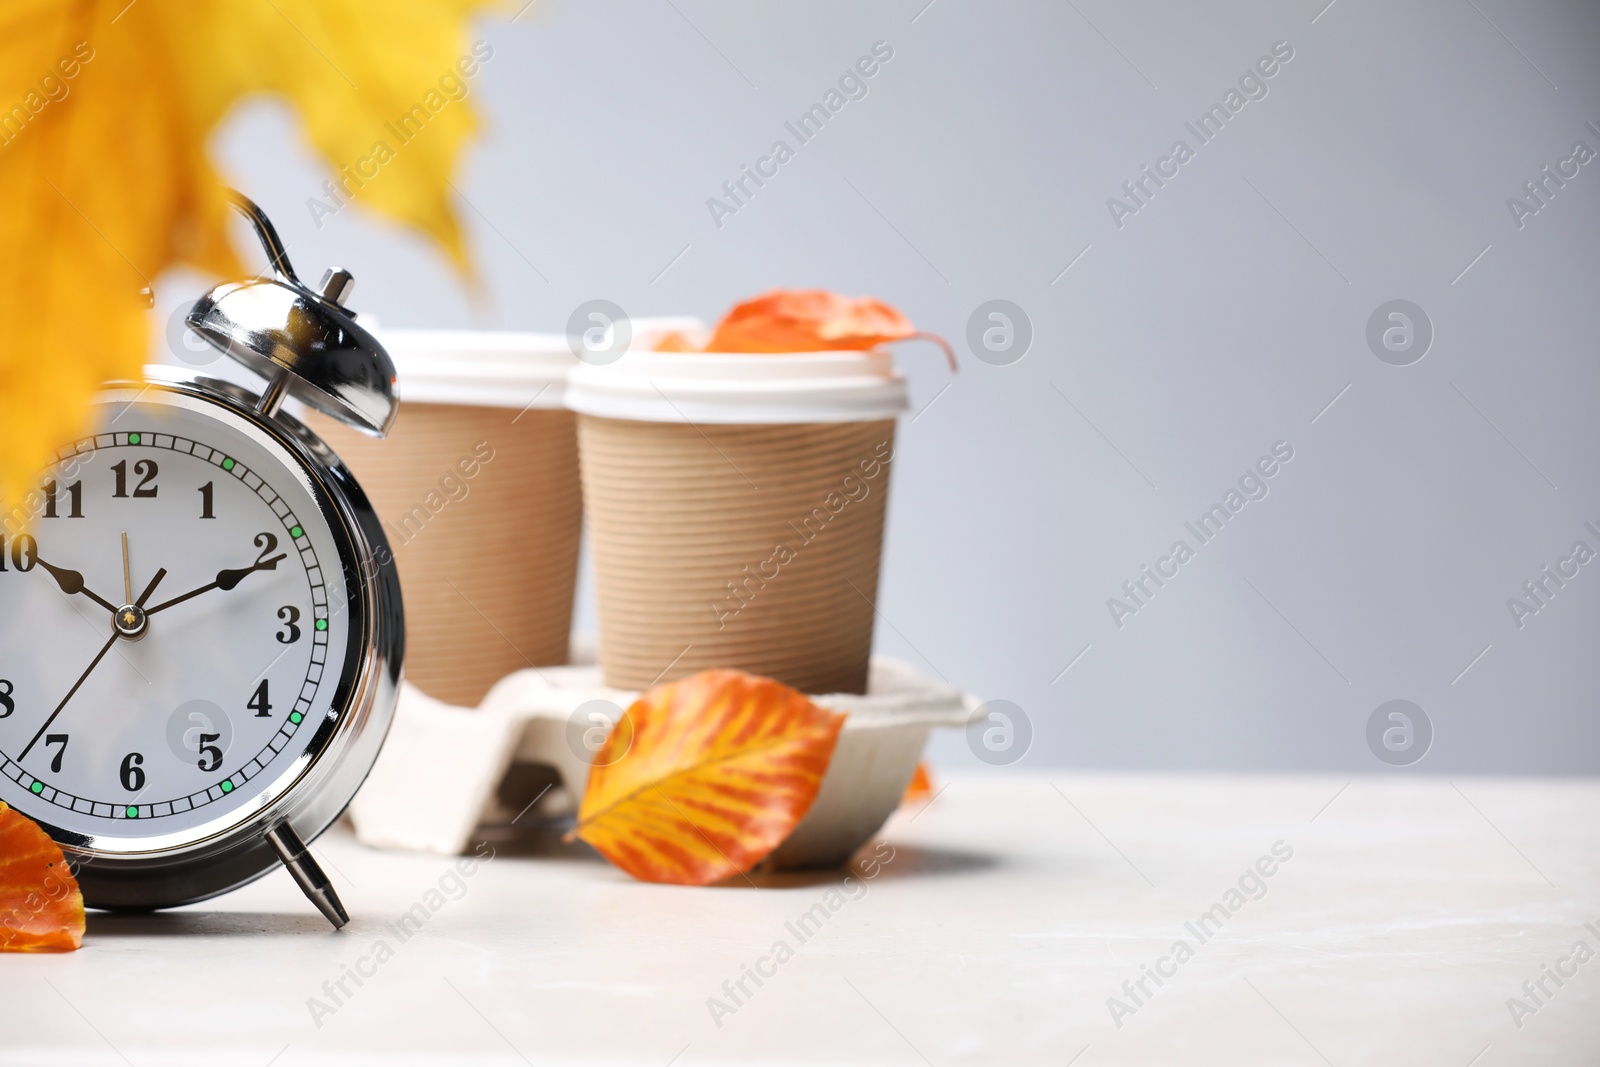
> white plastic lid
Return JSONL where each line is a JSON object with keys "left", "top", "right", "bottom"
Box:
{"left": 376, "top": 319, "right": 708, "bottom": 410}
{"left": 565, "top": 349, "right": 909, "bottom": 424}
{"left": 376, "top": 329, "right": 574, "bottom": 410}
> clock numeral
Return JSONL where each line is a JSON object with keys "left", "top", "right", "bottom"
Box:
{"left": 44, "top": 734, "right": 68, "bottom": 774}
{"left": 0, "top": 680, "right": 13, "bottom": 718}
{"left": 276, "top": 606, "right": 302, "bottom": 645}
{"left": 132, "top": 459, "right": 159, "bottom": 498}
{"left": 120, "top": 752, "right": 145, "bottom": 792}
{"left": 0, "top": 534, "right": 38, "bottom": 573}
{"left": 248, "top": 679, "right": 273, "bottom": 718}
{"left": 199, "top": 482, "right": 215, "bottom": 520}
{"left": 43, "top": 480, "right": 84, "bottom": 519}
{"left": 254, "top": 532, "right": 279, "bottom": 564}
{"left": 197, "top": 733, "right": 223, "bottom": 773}
{"left": 111, "top": 459, "right": 159, "bottom": 499}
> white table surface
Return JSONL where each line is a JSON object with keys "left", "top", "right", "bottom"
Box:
{"left": 4, "top": 772, "right": 1598, "bottom": 1066}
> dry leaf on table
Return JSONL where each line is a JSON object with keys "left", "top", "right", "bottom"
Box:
{"left": 0, "top": 803, "right": 85, "bottom": 952}
{"left": 0, "top": 0, "right": 505, "bottom": 505}
{"left": 902, "top": 761, "right": 935, "bottom": 805}
{"left": 569, "top": 670, "right": 847, "bottom": 886}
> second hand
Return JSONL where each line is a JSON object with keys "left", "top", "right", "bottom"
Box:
{"left": 18, "top": 566, "right": 167, "bottom": 763}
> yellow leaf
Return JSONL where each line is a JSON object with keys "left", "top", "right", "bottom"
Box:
{"left": 570, "top": 670, "right": 848, "bottom": 886}
{"left": 0, "top": 0, "right": 506, "bottom": 508}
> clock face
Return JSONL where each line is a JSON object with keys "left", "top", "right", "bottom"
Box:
{"left": 0, "top": 389, "right": 354, "bottom": 849}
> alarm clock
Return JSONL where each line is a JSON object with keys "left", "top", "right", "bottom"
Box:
{"left": 0, "top": 192, "right": 404, "bottom": 929}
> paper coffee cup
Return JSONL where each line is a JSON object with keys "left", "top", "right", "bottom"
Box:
{"left": 567, "top": 349, "right": 908, "bottom": 695}
{"left": 310, "top": 330, "right": 584, "bottom": 707}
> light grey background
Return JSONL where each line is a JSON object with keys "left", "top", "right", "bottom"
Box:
{"left": 158, "top": 0, "right": 1600, "bottom": 774}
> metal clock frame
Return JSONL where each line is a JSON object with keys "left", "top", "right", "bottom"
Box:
{"left": 23, "top": 375, "right": 405, "bottom": 919}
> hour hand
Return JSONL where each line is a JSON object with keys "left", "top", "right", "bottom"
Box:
{"left": 33, "top": 556, "right": 118, "bottom": 614}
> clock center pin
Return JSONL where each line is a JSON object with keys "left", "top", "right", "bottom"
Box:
{"left": 113, "top": 603, "right": 148, "bottom": 640}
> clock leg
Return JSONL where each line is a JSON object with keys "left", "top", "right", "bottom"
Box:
{"left": 265, "top": 823, "right": 350, "bottom": 930}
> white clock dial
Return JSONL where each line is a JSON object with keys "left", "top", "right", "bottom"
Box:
{"left": 0, "top": 392, "right": 352, "bottom": 845}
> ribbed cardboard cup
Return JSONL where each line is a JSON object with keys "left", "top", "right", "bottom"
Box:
{"left": 569, "top": 348, "right": 908, "bottom": 695}
{"left": 310, "top": 331, "right": 585, "bottom": 707}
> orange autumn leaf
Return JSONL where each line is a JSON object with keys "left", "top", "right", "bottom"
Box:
{"left": 0, "top": 803, "right": 84, "bottom": 953}
{"left": 901, "top": 761, "right": 934, "bottom": 805}
{"left": 569, "top": 670, "right": 846, "bottom": 885}
{"left": 705, "top": 289, "right": 957, "bottom": 371}
{"left": 651, "top": 331, "right": 701, "bottom": 352}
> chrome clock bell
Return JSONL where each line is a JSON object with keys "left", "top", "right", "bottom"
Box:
{"left": 0, "top": 191, "right": 404, "bottom": 929}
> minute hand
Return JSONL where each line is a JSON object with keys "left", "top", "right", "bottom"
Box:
{"left": 146, "top": 554, "right": 288, "bottom": 616}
